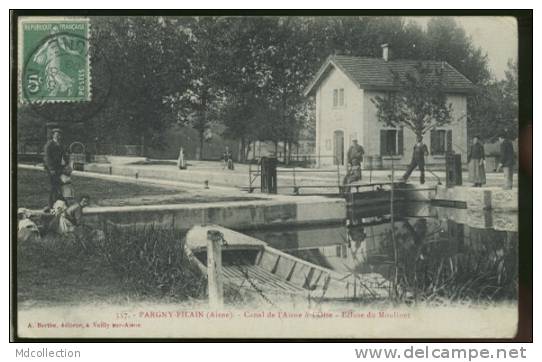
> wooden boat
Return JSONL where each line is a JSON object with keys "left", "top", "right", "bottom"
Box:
{"left": 185, "top": 224, "right": 390, "bottom": 301}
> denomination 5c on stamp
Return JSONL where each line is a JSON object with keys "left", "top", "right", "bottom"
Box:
{"left": 19, "top": 17, "right": 91, "bottom": 103}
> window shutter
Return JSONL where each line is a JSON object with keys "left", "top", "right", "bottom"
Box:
{"left": 430, "top": 130, "right": 436, "bottom": 155}
{"left": 446, "top": 130, "right": 453, "bottom": 153}
{"left": 398, "top": 128, "right": 404, "bottom": 155}
{"left": 333, "top": 89, "right": 338, "bottom": 107}
{"left": 380, "top": 130, "right": 386, "bottom": 156}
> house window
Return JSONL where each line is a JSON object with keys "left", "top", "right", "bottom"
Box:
{"left": 380, "top": 128, "right": 404, "bottom": 156}
{"left": 333, "top": 88, "right": 345, "bottom": 107}
{"left": 430, "top": 129, "right": 453, "bottom": 155}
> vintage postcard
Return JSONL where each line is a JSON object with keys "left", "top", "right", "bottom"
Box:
{"left": 12, "top": 12, "right": 529, "bottom": 340}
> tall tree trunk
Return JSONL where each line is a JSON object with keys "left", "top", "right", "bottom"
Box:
{"left": 252, "top": 140, "right": 256, "bottom": 160}
{"left": 274, "top": 141, "right": 278, "bottom": 156}
{"left": 240, "top": 137, "right": 246, "bottom": 163}
{"left": 199, "top": 94, "right": 208, "bottom": 161}
{"left": 140, "top": 134, "right": 146, "bottom": 157}
{"left": 199, "top": 129, "right": 204, "bottom": 160}
{"left": 283, "top": 141, "right": 288, "bottom": 164}
{"left": 288, "top": 141, "right": 292, "bottom": 163}
{"left": 245, "top": 140, "right": 251, "bottom": 161}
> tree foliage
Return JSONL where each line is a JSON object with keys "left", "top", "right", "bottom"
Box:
{"left": 468, "top": 60, "right": 518, "bottom": 141}
{"left": 371, "top": 64, "right": 454, "bottom": 138}
{"left": 89, "top": 16, "right": 194, "bottom": 147}
{"left": 17, "top": 15, "right": 511, "bottom": 158}
{"left": 424, "top": 18, "right": 491, "bottom": 85}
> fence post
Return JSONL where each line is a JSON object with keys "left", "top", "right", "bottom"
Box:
{"left": 207, "top": 230, "right": 224, "bottom": 309}
{"left": 293, "top": 166, "right": 297, "bottom": 194}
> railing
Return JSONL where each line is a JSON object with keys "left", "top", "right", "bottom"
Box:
{"left": 245, "top": 155, "right": 343, "bottom": 195}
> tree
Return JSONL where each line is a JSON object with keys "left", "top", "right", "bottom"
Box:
{"left": 501, "top": 59, "right": 519, "bottom": 137}
{"left": 371, "top": 63, "right": 454, "bottom": 139}
{"left": 16, "top": 105, "right": 46, "bottom": 148}
{"left": 261, "top": 17, "right": 317, "bottom": 163}
{"left": 468, "top": 59, "right": 518, "bottom": 141}
{"left": 78, "top": 17, "right": 195, "bottom": 151}
{"left": 425, "top": 17, "right": 491, "bottom": 85}
{"left": 163, "top": 16, "right": 229, "bottom": 160}
{"left": 217, "top": 17, "right": 278, "bottom": 161}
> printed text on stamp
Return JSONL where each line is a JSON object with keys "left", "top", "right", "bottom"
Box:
{"left": 20, "top": 18, "right": 91, "bottom": 103}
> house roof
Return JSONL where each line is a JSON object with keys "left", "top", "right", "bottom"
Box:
{"left": 304, "top": 55, "right": 475, "bottom": 96}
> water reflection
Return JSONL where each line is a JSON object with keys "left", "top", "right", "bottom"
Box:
{"left": 248, "top": 208, "right": 518, "bottom": 303}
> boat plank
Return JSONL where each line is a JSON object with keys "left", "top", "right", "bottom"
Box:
{"left": 241, "top": 266, "right": 297, "bottom": 292}
{"left": 224, "top": 266, "right": 287, "bottom": 291}
{"left": 223, "top": 266, "right": 304, "bottom": 293}
{"left": 248, "top": 265, "right": 305, "bottom": 292}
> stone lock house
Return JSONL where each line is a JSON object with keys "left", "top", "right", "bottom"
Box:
{"left": 304, "top": 44, "right": 474, "bottom": 168}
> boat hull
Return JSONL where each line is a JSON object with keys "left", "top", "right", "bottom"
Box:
{"left": 185, "top": 225, "right": 390, "bottom": 301}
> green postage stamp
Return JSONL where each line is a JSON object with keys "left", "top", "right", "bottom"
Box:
{"left": 18, "top": 17, "right": 91, "bottom": 103}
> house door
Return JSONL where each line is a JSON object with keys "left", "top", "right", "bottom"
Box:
{"left": 333, "top": 130, "right": 344, "bottom": 165}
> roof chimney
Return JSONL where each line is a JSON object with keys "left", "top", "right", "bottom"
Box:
{"left": 381, "top": 43, "right": 390, "bottom": 62}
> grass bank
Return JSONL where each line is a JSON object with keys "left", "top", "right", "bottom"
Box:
{"left": 17, "top": 225, "right": 207, "bottom": 307}
{"left": 16, "top": 167, "right": 260, "bottom": 209}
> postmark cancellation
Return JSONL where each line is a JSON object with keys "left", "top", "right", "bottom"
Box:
{"left": 18, "top": 17, "right": 91, "bottom": 103}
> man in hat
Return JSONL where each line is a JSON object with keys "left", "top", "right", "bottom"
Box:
{"left": 402, "top": 135, "right": 429, "bottom": 184}
{"left": 496, "top": 132, "right": 515, "bottom": 189}
{"left": 345, "top": 139, "right": 364, "bottom": 183}
{"left": 43, "top": 128, "right": 66, "bottom": 209}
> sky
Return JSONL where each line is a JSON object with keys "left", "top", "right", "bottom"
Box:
{"left": 407, "top": 16, "right": 518, "bottom": 80}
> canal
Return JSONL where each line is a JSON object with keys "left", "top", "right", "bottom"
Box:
{"left": 247, "top": 202, "right": 518, "bottom": 303}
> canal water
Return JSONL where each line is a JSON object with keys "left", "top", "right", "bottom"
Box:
{"left": 247, "top": 203, "right": 518, "bottom": 303}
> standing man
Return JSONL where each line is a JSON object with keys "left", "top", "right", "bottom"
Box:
{"left": 496, "top": 133, "right": 515, "bottom": 189}
{"left": 223, "top": 146, "right": 234, "bottom": 170}
{"left": 346, "top": 139, "right": 364, "bottom": 183}
{"left": 402, "top": 135, "right": 429, "bottom": 184}
{"left": 43, "top": 128, "right": 66, "bottom": 210}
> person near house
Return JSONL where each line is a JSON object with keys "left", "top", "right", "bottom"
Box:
{"left": 223, "top": 146, "right": 234, "bottom": 170}
{"left": 177, "top": 146, "right": 187, "bottom": 170}
{"left": 496, "top": 133, "right": 515, "bottom": 189}
{"left": 43, "top": 128, "right": 66, "bottom": 210}
{"left": 467, "top": 135, "right": 486, "bottom": 187}
{"left": 345, "top": 139, "right": 364, "bottom": 184}
{"left": 402, "top": 135, "right": 429, "bottom": 184}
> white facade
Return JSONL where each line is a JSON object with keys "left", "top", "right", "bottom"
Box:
{"left": 315, "top": 67, "right": 469, "bottom": 168}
